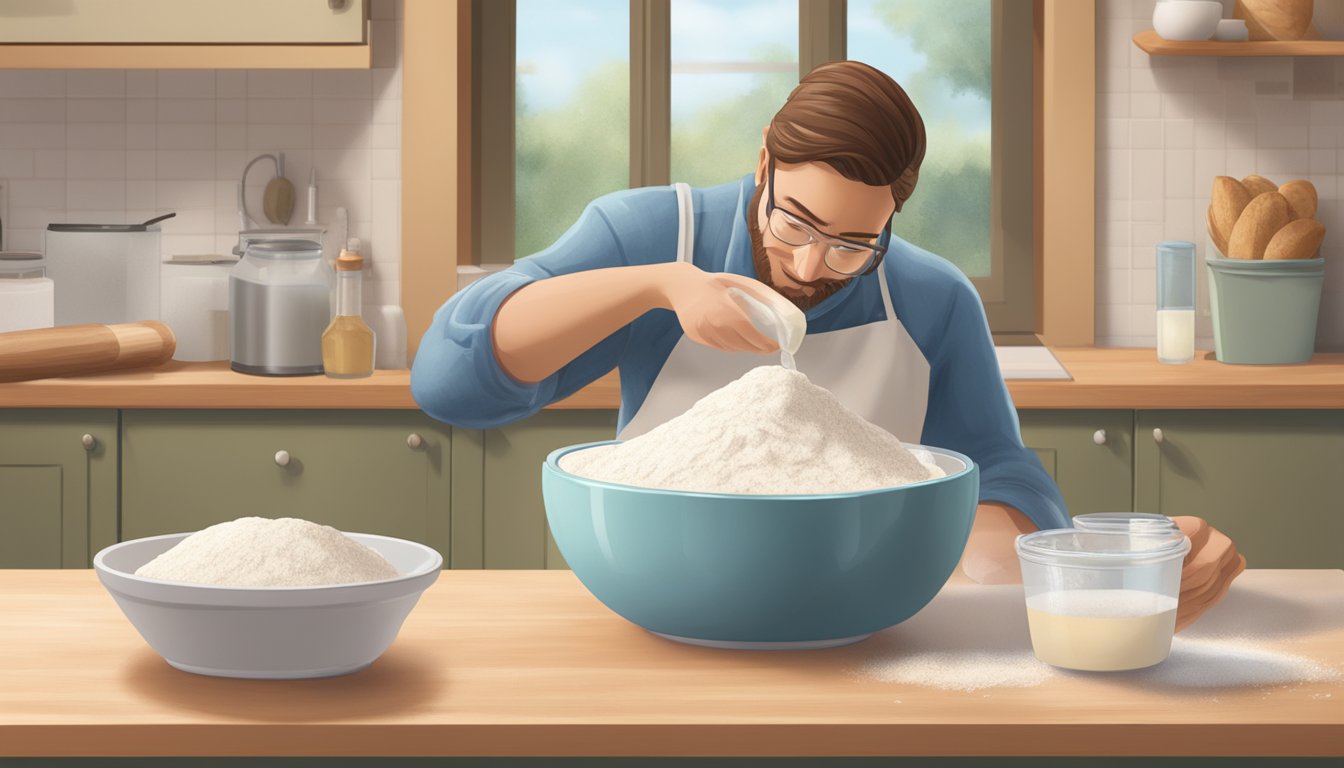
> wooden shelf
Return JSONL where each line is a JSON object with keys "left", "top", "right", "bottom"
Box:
{"left": 0, "top": 43, "right": 371, "bottom": 69}
{"left": 1133, "top": 29, "right": 1344, "bottom": 56}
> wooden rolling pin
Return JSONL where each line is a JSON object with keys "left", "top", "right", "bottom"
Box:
{"left": 0, "top": 321, "right": 176, "bottom": 383}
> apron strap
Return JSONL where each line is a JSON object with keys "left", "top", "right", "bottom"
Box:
{"left": 673, "top": 182, "right": 694, "bottom": 264}
{"left": 876, "top": 259, "right": 898, "bottom": 323}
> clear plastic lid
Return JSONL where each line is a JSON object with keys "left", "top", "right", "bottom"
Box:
{"left": 1015, "top": 528, "right": 1190, "bottom": 569}
{"left": 1073, "top": 513, "right": 1180, "bottom": 534}
{"left": 0, "top": 251, "right": 47, "bottom": 279}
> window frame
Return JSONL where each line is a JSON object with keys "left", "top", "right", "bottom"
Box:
{"left": 395, "top": 0, "right": 1091, "bottom": 363}
{"left": 467, "top": 0, "right": 1039, "bottom": 336}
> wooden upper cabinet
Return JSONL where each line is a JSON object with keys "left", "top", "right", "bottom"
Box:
{"left": 0, "top": 0, "right": 370, "bottom": 69}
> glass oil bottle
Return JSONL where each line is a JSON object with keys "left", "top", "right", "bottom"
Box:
{"left": 321, "top": 238, "right": 375, "bottom": 378}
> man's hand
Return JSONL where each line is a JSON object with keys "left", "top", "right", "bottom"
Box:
{"left": 957, "top": 502, "right": 1035, "bottom": 584}
{"left": 660, "top": 262, "right": 782, "bottom": 354}
{"left": 1170, "top": 516, "right": 1245, "bottom": 633}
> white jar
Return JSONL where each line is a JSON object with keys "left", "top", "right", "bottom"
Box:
{"left": 161, "top": 256, "right": 236, "bottom": 362}
{"left": 0, "top": 252, "right": 55, "bottom": 333}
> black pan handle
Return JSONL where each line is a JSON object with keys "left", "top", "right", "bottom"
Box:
{"left": 141, "top": 213, "right": 177, "bottom": 227}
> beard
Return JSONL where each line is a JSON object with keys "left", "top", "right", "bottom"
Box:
{"left": 747, "top": 181, "right": 851, "bottom": 311}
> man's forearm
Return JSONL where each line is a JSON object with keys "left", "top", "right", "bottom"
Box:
{"left": 958, "top": 502, "right": 1037, "bottom": 584}
{"left": 491, "top": 264, "right": 674, "bottom": 384}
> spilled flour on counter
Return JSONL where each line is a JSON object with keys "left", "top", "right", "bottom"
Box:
{"left": 1133, "top": 637, "right": 1341, "bottom": 689}
{"left": 134, "top": 516, "right": 399, "bottom": 587}
{"left": 560, "top": 366, "right": 943, "bottom": 495}
{"left": 861, "top": 651, "right": 1052, "bottom": 692}
{"left": 858, "top": 638, "right": 1340, "bottom": 693}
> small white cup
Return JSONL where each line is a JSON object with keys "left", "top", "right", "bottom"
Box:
{"left": 1214, "top": 19, "right": 1250, "bottom": 41}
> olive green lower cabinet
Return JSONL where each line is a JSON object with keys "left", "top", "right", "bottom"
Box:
{"left": 1016, "top": 409, "right": 1135, "bottom": 517}
{"left": 1135, "top": 410, "right": 1344, "bottom": 569}
{"left": 0, "top": 409, "right": 118, "bottom": 568}
{"left": 452, "top": 410, "right": 618, "bottom": 570}
{"left": 120, "top": 410, "right": 452, "bottom": 559}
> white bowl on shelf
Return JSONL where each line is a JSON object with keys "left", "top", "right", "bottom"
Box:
{"left": 1153, "top": 0, "right": 1223, "bottom": 41}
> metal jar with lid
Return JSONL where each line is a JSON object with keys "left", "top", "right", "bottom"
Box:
{"left": 0, "top": 251, "right": 55, "bottom": 333}
{"left": 229, "top": 239, "right": 329, "bottom": 376}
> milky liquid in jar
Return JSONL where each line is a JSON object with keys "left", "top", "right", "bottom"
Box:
{"left": 1025, "top": 589, "right": 1179, "bottom": 671}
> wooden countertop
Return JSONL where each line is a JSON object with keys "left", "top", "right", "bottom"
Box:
{"left": 1, "top": 569, "right": 1340, "bottom": 758}
{"left": 1, "top": 349, "right": 1343, "bottom": 410}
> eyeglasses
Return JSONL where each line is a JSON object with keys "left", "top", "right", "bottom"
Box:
{"left": 765, "top": 159, "right": 891, "bottom": 277}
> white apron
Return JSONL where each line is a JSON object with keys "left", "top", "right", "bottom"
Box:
{"left": 618, "top": 182, "right": 931, "bottom": 442}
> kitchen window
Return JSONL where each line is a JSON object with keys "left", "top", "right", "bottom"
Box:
{"left": 471, "top": 0, "right": 1034, "bottom": 333}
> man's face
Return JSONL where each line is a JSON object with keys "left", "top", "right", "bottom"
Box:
{"left": 749, "top": 159, "right": 896, "bottom": 310}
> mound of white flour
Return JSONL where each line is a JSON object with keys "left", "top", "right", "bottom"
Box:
{"left": 560, "top": 366, "right": 945, "bottom": 495}
{"left": 134, "top": 517, "right": 399, "bottom": 587}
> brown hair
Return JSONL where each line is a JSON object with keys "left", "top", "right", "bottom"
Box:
{"left": 766, "top": 61, "right": 926, "bottom": 212}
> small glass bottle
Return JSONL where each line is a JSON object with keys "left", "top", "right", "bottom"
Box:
{"left": 321, "top": 238, "right": 376, "bottom": 378}
{"left": 1156, "top": 240, "right": 1196, "bottom": 365}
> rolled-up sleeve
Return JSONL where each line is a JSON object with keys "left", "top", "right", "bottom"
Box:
{"left": 919, "top": 279, "right": 1071, "bottom": 532}
{"left": 410, "top": 201, "right": 633, "bottom": 429}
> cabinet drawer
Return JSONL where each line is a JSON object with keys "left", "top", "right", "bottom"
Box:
{"left": 0, "top": 409, "right": 117, "bottom": 568}
{"left": 471, "top": 410, "right": 619, "bottom": 570}
{"left": 1136, "top": 410, "right": 1344, "bottom": 569}
{"left": 121, "top": 410, "right": 449, "bottom": 558}
{"left": 0, "top": 0, "right": 366, "bottom": 44}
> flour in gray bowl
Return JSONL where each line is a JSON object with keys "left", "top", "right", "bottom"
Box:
{"left": 134, "top": 517, "right": 399, "bottom": 587}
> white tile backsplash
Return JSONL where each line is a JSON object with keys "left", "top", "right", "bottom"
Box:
{"left": 0, "top": 3, "right": 401, "bottom": 312}
{"left": 1096, "top": 0, "right": 1342, "bottom": 351}
{"left": 66, "top": 70, "right": 125, "bottom": 99}
{"left": 68, "top": 122, "right": 126, "bottom": 150}
{"left": 246, "top": 70, "right": 312, "bottom": 99}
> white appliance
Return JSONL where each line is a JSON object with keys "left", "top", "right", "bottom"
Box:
{"left": 44, "top": 214, "right": 175, "bottom": 326}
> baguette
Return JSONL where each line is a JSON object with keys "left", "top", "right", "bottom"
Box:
{"left": 1228, "top": 191, "right": 1291, "bottom": 259}
{"left": 1240, "top": 174, "right": 1279, "bottom": 198}
{"left": 1207, "top": 207, "right": 1229, "bottom": 256}
{"left": 1278, "top": 179, "right": 1318, "bottom": 220}
{"left": 1209, "top": 176, "right": 1251, "bottom": 253}
{"left": 1264, "top": 218, "right": 1326, "bottom": 260}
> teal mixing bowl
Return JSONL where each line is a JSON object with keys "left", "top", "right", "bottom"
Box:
{"left": 543, "top": 441, "right": 979, "bottom": 649}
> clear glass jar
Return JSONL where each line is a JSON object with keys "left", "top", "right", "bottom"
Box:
{"left": 229, "top": 239, "right": 329, "bottom": 376}
{"left": 1156, "top": 240, "right": 1196, "bottom": 364}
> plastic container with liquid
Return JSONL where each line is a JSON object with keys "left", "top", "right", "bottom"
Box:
{"left": 322, "top": 239, "right": 375, "bottom": 379}
{"left": 1015, "top": 528, "right": 1190, "bottom": 672}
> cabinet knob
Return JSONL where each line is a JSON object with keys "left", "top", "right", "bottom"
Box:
{"left": 81, "top": 434, "right": 96, "bottom": 451}
{"left": 1092, "top": 429, "right": 1106, "bottom": 445}
{"left": 406, "top": 433, "right": 424, "bottom": 449}
{"left": 274, "top": 450, "right": 291, "bottom": 467}
{"left": 1152, "top": 428, "right": 1164, "bottom": 444}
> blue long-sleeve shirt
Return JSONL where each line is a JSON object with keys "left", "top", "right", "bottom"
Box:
{"left": 411, "top": 174, "right": 1070, "bottom": 531}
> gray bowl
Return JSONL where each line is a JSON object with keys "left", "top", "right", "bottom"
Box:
{"left": 94, "top": 532, "right": 442, "bottom": 679}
